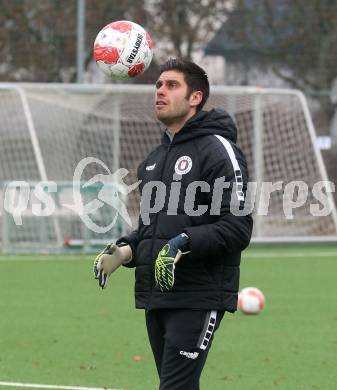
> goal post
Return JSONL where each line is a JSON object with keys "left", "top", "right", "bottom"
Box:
{"left": 0, "top": 83, "right": 336, "bottom": 253}
{"left": 219, "top": 86, "right": 337, "bottom": 240}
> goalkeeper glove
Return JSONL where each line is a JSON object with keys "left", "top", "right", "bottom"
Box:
{"left": 155, "top": 233, "right": 190, "bottom": 292}
{"left": 93, "top": 243, "right": 132, "bottom": 289}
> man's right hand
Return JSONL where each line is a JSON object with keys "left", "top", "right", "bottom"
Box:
{"left": 93, "top": 243, "right": 132, "bottom": 289}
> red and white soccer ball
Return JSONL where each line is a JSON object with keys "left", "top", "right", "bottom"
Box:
{"left": 93, "top": 20, "right": 153, "bottom": 80}
{"left": 238, "top": 287, "right": 265, "bottom": 315}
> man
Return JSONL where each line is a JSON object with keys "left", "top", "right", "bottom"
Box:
{"left": 94, "top": 59, "right": 253, "bottom": 389}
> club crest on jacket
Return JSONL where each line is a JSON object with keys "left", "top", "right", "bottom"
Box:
{"left": 175, "top": 156, "right": 192, "bottom": 175}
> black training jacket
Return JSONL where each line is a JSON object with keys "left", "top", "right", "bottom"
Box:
{"left": 117, "top": 108, "right": 253, "bottom": 312}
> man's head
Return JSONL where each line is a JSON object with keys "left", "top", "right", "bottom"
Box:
{"left": 155, "top": 58, "right": 210, "bottom": 133}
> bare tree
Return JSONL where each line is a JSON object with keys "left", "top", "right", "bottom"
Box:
{"left": 219, "top": 0, "right": 337, "bottom": 133}
{"left": 0, "top": 0, "right": 230, "bottom": 81}
{"left": 145, "top": 0, "right": 230, "bottom": 60}
{"left": 0, "top": 0, "right": 147, "bottom": 82}
{"left": 0, "top": 0, "right": 77, "bottom": 81}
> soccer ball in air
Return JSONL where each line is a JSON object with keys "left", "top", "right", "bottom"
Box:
{"left": 238, "top": 287, "right": 265, "bottom": 315}
{"left": 93, "top": 20, "right": 153, "bottom": 80}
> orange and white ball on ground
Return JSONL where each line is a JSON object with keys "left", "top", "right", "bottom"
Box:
{"left": 93, "top": 20, "right": 153, "bottom": 80}
{"left": 238, "top": 287, "right": 265, "bottom": 314}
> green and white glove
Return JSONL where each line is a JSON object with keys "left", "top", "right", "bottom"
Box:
{"left": 93, "top": 243, "right": 132, "bottom": 289}
{"left": 155, "top": 233, "right": 190, "bottom": 292}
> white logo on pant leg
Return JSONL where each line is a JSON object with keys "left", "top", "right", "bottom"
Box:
{"left": 175, "top": 156, "right": 192, "bottom": 175}
{"left": 179, "top": 350, "right": 199, "bottom": 359}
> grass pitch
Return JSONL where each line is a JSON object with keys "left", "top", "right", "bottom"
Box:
{"left": 0, "top": 245, "right": 336, "bottom": 390}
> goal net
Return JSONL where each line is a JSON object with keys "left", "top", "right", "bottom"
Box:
{"left": 0, "top": 83, "right": 336, "bottom": 252}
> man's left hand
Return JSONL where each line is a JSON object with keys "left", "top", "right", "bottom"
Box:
{"left": 155, "top": 233, "right": 190, "bottom": 292}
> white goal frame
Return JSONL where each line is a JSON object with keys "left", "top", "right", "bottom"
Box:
{"left": 0, "top": 83, "right": 336, "bottom": 252}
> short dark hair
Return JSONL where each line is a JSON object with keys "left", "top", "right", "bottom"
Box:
{"left": 158, "top": 58, "right": 210, "bottom": 111}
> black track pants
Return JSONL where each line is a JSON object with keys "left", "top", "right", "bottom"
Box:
{"left": 145, "top": 309, "right": 224, "bottom": 390}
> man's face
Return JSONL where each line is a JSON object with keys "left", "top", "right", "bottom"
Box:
{"left": 155, "top": 70, "right": 195, "bottom": 127}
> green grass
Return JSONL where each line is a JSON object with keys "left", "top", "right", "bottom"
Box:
{"left": 0, "top": 246, "right": 337, "bottom": 390}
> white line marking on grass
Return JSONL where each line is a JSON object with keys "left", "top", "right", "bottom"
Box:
{"left": 0, "top": 381, "right": 122, "bottom": 390}
{"left": 0, "top": 257, "right": 87, "bottom": 262}
{"left": 244, "top": 251, "right": 337, "bottom": 259}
